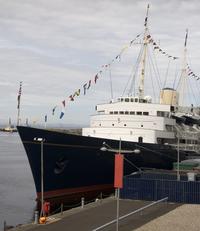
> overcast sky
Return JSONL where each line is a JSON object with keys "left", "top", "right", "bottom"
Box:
{"left": 0, "top": 0, "right": 200, "bottom": 127}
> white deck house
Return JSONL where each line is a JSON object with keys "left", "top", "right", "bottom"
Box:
{"left": 82, "top": 96, "right": 176, "bottom": 144}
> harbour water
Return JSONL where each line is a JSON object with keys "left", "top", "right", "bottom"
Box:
{"left": 0, "top": 132, "right": 36, "bottom": 230}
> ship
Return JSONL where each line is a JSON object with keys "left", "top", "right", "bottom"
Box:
{"left": 17, "top": 6, "right": 200, "bottom": 207}
{"left": 0, "top": 118, "right": 17, "bottom": 132}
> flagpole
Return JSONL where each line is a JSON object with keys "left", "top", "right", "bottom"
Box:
{"left": 17, "top": 81, "right": 22, "bottom": 126}
{"left": 17, "top": 106, "right": 20, "bottom": 126}
{"left": 44, "top": 115, "right": 47, "bottom": 128}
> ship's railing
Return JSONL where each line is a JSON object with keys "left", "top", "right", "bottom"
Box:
{"left": 177, "top": 106, "right": 200, "bottom": 115}
{"left": 170, "top": 143, "right": 200, "bottom": 152}
{"left": 92, "top": 197, "right": 168, "bottom": 231}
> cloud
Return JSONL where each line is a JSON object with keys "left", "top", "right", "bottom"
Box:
{"left": 0, "top": 0, "right": 200, "bottom": 125}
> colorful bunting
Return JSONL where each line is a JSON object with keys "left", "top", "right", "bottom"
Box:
{"left": 69, "top": 95, "right": 74, "bottom": 101}
{"left": 83, "top": 83, "right": 87, "bottom": 95}
{"left": 60, "top": 108, "right": 65, "bottom": 119}
{"left": 17, "top": 81, "right": 22, "bottom": 109}
{"left": 52, "top": 106, "right": 57, "bottom": 115}
{"left": 94, "top": 74, "right": 99, "bottom": 84}
{"left": 87, "top": 80, "right": 91, "bottom": 89}
{"left": 62, "top": 100, "right": 66, "bottom": 107}
{"left": 50, "top": 31, "right": 185, "bottom": 121}
{"left": 146, "top": 34, "right": 179, "bottom": 60}
{"left": 186, "top": 63, "right": 199, "bottom": 80}
{"left": 60, "top": 111, "right": 65, "bottom": 119}
{"left": 73, "top": 89, "right": 80, "bottom": 97}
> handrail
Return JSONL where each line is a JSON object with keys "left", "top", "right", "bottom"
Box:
{"left": 92, "top": 197, "right": 168, "bottom": 231}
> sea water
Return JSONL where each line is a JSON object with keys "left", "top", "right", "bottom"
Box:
{"left": 0, "top": 132, "right": 35, "bottom": 230}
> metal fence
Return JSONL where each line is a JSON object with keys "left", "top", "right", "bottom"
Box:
{"left": 120, "top": 173, "right": 200, "bottom": 204}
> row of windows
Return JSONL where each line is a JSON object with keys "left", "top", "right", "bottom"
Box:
{"left": 109, "top": 111, "right": 149, "bottom": 115}
{"left": 118, "top": 98, "right": 149, "bottom": 103}
{"left": 108, "top": 111, "right": 170, "bottom": 117}
{"left": 98, "top": 123, "right": 144, "bottom": 128}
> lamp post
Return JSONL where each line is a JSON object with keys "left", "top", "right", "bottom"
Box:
{"left": 177, "top": 135, "right": 180, "bottom": 181}
{"left": 100, "top": 141, "right": 140, "bottom": 231}
{"left": 34, "top": 137, "right": 46, "bottom": 217}
{"left": 174, "top": 126, "right": 181, "bottom": 181}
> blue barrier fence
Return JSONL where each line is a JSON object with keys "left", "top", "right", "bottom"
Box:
{"left": 120, "top": 173, "right": 200, "bottom": 204}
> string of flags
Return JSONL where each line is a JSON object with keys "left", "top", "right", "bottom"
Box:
{"left": 17, "top": 81, "right": 22, "bottom": 109}
{"left": 46, "top": 32, "right": 191, "bottom": 121}
{"left": 146, "top": 34, "right": 179, "bottom": 60}
{"left": 186, "top": 64, "right": 200, "bottom": 80}
{"left": 49, "top": 33, "right": 143, "bottom": 120}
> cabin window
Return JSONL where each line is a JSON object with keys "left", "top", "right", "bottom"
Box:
{"left": 164, "top": 112, "right": 169, "bottom": 117}
{"left": 114, "top": 111, "right": 118, "bottom": 114}
{"left": 125, "top": 111, "right": 129, "bottom": 114}
{"left": 131, "top": 98, "right": 134, "bottom": 102}
{"left": 135, "top": 98, "right": 138, "bottom": 102}
{"left": 130, "top": 111, "right": 135, "bottom": 115}
{"left": 125, "top": 98, "right": 129, "bottom": 102}
{"left": 157, "top": 138, "right": 164, "bottom": 144}
{"left": 120, "top": 98, "right": 124, "bottom": 102}
{"left": 138, "top": 137, "right": 143, "bottom": 143}
{"left": 119, "top": 111, "right": 124, "bottom": 114}
{"left": 170, "top": 106, "right": 175, "bottom": 112}
{"left": 99, "top": 124, "right": 101, "bottom": 126}
{"left": 143, "top": 112, "right": 149, "bottom": 115}
{"left": 136, "top": 112, "right": 142, "bottom": 115}
{"left": 141, "top": 125, "right": 143, "bottom": 127}
{"left": 165, "top": 125, "right": 173, "bottom": 131}
{"left": 124, "top": 124, "right": 127, "bottom": 126}
{"left": 157, "top": 111, "right": 165, "bottom": 117}
{"left": 157, "top": 111, "right": 169, "bottom": 117}
{"left": 110, "top": 111, "right": 113, "bottom": 114}
{"left": 112, "top": 124, "right": 115, "bottom": 126}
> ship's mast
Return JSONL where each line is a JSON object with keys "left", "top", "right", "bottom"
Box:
{"left": 17, "top": 81, "right": 22, "bottom": 126}
{"left": 138, "top": 4, "right": 149, "bottom": 100}
{"left": 178, "top": 29, "right": 188, "bottom": 106}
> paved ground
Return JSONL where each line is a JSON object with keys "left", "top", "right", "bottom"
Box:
{"left": 134, "top": 204, "right": 200, "bottom": 231}
{"left": 11, "top": 197, "right": 180, "bottom": 231}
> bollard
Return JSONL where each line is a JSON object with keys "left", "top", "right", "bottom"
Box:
{"left": 34, "top": 211, "right": 39, "bottom": 224}
{"left": 61, "top": 203, "right": 63, "bottom": 216}
{"left": 100, "top": 192, "right": 103, "bottom": 203}
{"left": 81, "top": 197, "right": 85, "bottom": 208}
{"left": 3, "top": 220, "right": 6, "bottom": 231}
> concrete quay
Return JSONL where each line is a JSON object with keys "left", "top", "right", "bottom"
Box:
{"left": 9, "top": 197, "right": 180, "bottom": 231}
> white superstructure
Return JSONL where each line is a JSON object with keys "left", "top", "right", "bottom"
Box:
{"left": 83, "top": 96, "right": 176, "bottom": 144}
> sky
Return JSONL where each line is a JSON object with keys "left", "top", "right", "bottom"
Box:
{"left": 0, "top": 0, "right": 200, "bottom": 127}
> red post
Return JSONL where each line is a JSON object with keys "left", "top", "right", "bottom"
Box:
{"left": 114, "top": 153, "right": 124, "bottom": 188}
{"left": 43, "top": 202, "right": 50, "bottom": 216}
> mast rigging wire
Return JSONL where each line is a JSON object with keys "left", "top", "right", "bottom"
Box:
{"left": 123, "top": 45, "right": 144, "bottom": 96}
{"left": 162, "top": 59, "right": 171, "bottom": 89}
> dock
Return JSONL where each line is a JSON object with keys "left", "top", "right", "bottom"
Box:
{"left": 10, "top": 197, "right": 180, "bottom": 231}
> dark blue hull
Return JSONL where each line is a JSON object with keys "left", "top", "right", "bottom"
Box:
{"left": 17, "top": 126, "right": 186, "bottom": 205}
